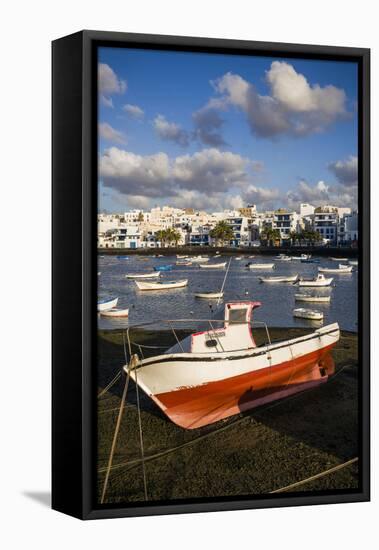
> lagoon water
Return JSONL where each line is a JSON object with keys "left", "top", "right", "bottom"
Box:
{"left": 97, "top": 254, "right": 358, "bottom": 332}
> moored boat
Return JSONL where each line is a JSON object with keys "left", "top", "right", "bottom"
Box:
{"left": 176, "top": 260, "right": 192, "bottom": 266}
{"left": 259, "top": 274, "right": 298, "bottom": 283}
{"left": 100, "top": 308, "right": 129, "bottom": 318}
{"left": 298, "top": 274, "right": 333, "bottom": 287}
{"left": 190, "top": 256, "right": 209, "bottom": 263}
{"left": 154, "top": 264, "right": 173, "bottom": 271}
{"left": 177, "top": 255, "right": 188, "bottom": 258}
{"left": 126, "top": 272, "right": 161, "bottom": 279}
{"left": 199, "top": 262, "right": 227, "bottom": 269}
{"left": 330, "top": 257, "right": 348, "bottom": 261}
{"left": 275, "top": 254, "right": 291, "bottom": 261}
{"left": 194, "top": 291, "right": 224, "bottom": 299}
{"left": 97, "top": 297, "right": 118, "bottom": 312}
{"left": 293, "top": 308, "right": 323, "bottom": 321}
{"left": 247, "top": 262, "right": 275, "bottom": 269}
{"left": 135, "top": 279, "right": 188, "bottom": 291}
{"left": 124, "top": 301, "right": 339, "bottom": 429}
{"left": 291, "top": 254, "right": 311, "bottom": 261}
{"left": 349, "top": 259, "right": 358, "bottom": 266}
{"left": 318, "top": 264, "right": 353, "bottom": 274}
{"left": 295, "top": 294, "right": 331, "bottom": 303}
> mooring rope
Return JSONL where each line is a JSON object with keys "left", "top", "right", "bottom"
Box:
{"left": 97, "top": 371, "right": 121, "bottom": 399}
{"left": 100, "top": 371, "right": 130, "bottom": 504}
{"left": 136, "top": 345, "right": 148, "bottom": 500}
{"left": 269, "top": 457, "right": 358, "bottom": 494}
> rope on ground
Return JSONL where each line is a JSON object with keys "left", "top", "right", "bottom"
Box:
{"left": 97, "top": 371, "right": 122, "bottom": 399}
{"left": 269, "top": 457, "right": 358, "bottom": 494}
{"left": 136, "top": 345, "right": 148, "bottom": 500}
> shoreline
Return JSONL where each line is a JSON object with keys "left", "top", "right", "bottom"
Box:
{"left": 98, "top": 246, "right": 358, "bottom": 258}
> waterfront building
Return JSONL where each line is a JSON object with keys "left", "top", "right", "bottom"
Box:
{"left": 312, "top": 206, "right": 339, "bottom": 244}
{"left": 99, "top": 224, "right": 142, "bottom": 249}
{"left": 338, "top": 211, "right": 358, "bottom": 245}
{"left": 225, "top": 215, "right": 251, "bottom": 247}
{"left": 272, "top": 209, "right": 299, "bottom": 241}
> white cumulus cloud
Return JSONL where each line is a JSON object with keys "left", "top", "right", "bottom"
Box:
{"left": 123, "top": 103, "right": 144, "bottom": 119}
{"left": 328, "top": 155, "right": 357, "bottom": 187}
{"left": 212, "top": 62, "right": 348, "bottom": 138}
{"left": 98, "top": 63, "right": 127, "bottom": 107}
{"left": 153, "top": 115, "right": 190, "bottom": 147}
{"left": 99, "top": 122, "right": 126, "bottom": 144}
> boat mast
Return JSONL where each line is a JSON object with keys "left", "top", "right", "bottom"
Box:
{"left": 217, "top": 257, "right": 232, "bottom": 307}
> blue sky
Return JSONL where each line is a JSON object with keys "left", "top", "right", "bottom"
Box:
{"left": 98, "top": 47, "right": 358, "bottom": 213}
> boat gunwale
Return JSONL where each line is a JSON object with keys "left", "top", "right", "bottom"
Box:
{"left": 126, "top": 322, "right": 340, "bottom": 368}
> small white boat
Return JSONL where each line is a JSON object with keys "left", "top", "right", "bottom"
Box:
{"left": 349, "top": 260, "right": 358, "bottom": 266}
{"left": 194, "top": 291, "right": 224, "bottom": 299}
{"left": 259, "top": 274, "right": 298, "bottom": 283}
{"left": 98, "top": 272, "right": 101, "bottom": 276}
{"left": 293, "top": 308, "right": 323, "bottom": 321}
{"left": 176, "top": 260, "right": 192, "bottom": 266}
{"left": 235, "top": 257, "right": 243, "bottom": 261}
{"left": 295, "top": 294, "right": 331, "bottom": 303}
{"left": 191, "top": 256, "right": 209, "bottom": 263}
{"left": 126, "top": 272, "right": 161, "bottom": 279}
{"left": 97, "top": 297, "right": 118, "bottom": 312}
{"left": 177, "top": 255, "right": 188, "bottom": 259}
{"left": 298, "top": 274, "right": 333, "bottom": 287}
{"left": 135, "top": 279, "right": 188, "bottom": 291}
{"left": 100, "top": 308, "right": 129, "bottom": 318}
{"left": 318, "top": 264, "right": 353, "bottom": 274}
{"left": 291, "top": 254, "right": 311, "bottom": 261}
{"left": 330, "top": 257, "right": 348, "bottom": 262}
{"left": 248, "top": 263, "right": 275, "bottom": 269}
{"left": 199, "top": 262, "right": 227, "bottom": 269}
{"left": 275, "top": 254, "right": 292, "bottom": 261}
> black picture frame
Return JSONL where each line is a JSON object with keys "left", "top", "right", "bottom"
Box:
{"left": 52, "top": 30, "right": 370, "bottom": 520}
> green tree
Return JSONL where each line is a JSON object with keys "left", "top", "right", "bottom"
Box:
{"left": 209, "top": 221, "right": 234, "bottom": 246}
{"left": 155, "top": 229, "right": 166, "bottom": 247}
{"left": 260, "top": 226, "right": 281, "bottom": 247}
{"left": 137, "top": 212, "right": 144, "bottom": 222}
{"left": 165, "top": 228, "right": 182, "bottom": 247}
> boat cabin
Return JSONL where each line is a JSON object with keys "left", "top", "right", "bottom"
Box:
{"left": 191, "top": 301, "right": 261, "bottom": 354}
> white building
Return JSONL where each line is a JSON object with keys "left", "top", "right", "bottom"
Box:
{"left": 312, "top": 207, "right": 339, "bottom": 244}
{"left": 338, "top": 211, "right": 358, "bottom": 244}
{"left": 272, "top": 209, "right": 299, "bottom": 240}
{"left": 99, "top": 224, "right": 142, "bottom": 249}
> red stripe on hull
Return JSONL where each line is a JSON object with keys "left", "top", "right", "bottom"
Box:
{"left": 152, "top": 344, "right": 336, "bottom": 429}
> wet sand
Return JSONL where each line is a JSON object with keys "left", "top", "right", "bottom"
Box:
{"left": 97, "top": 327, "right": 359, "bottom": 504}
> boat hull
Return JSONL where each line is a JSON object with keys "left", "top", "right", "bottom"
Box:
{"left": 149, "top": 345, "right": 334, "bottom": 429}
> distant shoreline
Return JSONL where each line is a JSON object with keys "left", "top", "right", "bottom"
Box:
{"left": 98, "top": 246, "right": 358, "bottom": 258}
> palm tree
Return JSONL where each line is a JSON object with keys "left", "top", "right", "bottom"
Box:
{"left": 260, "top": 226, "right": 281, "bottom": 247}
{"left": 209, "top": 221, "right": 234, "bottom": 246}
{"left": 164, "top": 228, "right": 182, "bottom": 247}
{"left": 155, "top": 229, "right": 166, "bottom": 247}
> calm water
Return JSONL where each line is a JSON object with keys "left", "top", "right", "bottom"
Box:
{"left": 97, "top": 254, "right": 358, "bottom": 332}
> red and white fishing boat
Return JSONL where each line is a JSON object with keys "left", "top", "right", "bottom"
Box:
{"left": 124, "top": 301, "right": 339, "bottom": 429}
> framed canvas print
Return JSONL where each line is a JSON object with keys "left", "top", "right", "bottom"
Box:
{"left": 52, "top": 30, "right": 370, "bottom": 519}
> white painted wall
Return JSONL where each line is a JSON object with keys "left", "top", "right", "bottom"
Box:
{"left": 2, "top": 1, "right": 377, "bottom": 549}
